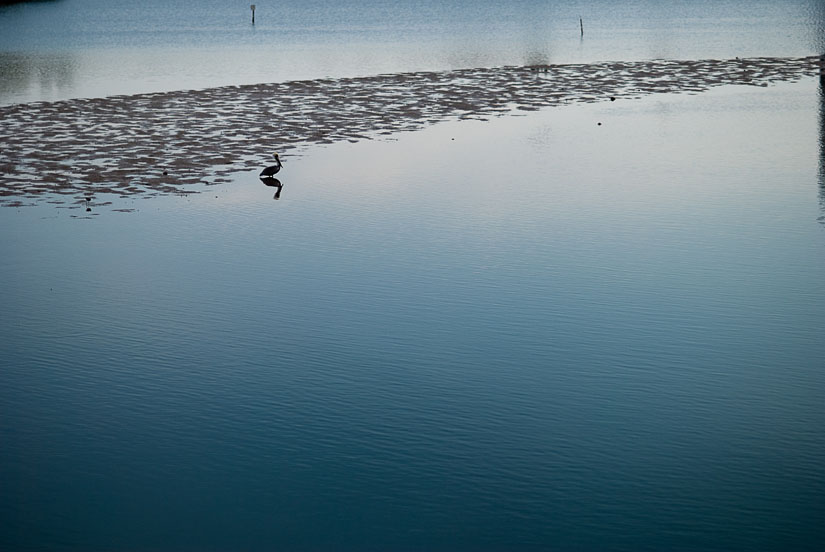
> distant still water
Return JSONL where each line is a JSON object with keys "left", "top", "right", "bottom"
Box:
{"left": 1, "top": 0, "right": 824, "bottom": 103}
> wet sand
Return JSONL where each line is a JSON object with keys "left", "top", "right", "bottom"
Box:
{"left": 0, "top": 56, "right": 819, "bottom": 206}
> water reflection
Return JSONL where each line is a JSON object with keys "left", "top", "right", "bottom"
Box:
{"left": 809, "top": 0, "right": 825, "bottom": 54}
{"left": 523, "top": 49, "right": 551, "bottom": 69}
{"left": 0, "top": 0, "right": 62, "bottom": 8}
{"left": 260, "top": 176, "right": 283, "bottom": 200}
{"left": 2, "top": 1, "right": 823, "bottom": 105}
{"left": 519, "top": 2, "right": 556, "bottom": 67}
{"left": 810, "top": 0, "right": 825, "bottom": 225}
{"left": 819, "top": 59, "right": 824, "bottom": 224}
{"left": 0, "top": 51, "right": 76, "bottom": 104}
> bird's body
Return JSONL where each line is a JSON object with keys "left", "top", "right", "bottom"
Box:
{"left": 260, "top": 153, "right": 283, "bottom": 177}
{"left": 259, "top": 163, "right": 281, "bottom": 177}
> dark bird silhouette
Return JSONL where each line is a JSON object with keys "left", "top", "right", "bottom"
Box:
{"left": 260, "top": 176, "right": 283, "bottom": 199}
{"left": 260, "top": 153, "right": 283, "bottom": 177}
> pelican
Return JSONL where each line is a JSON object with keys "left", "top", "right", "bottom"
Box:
{"left": 260, "top": 153, "right": 283, "bottom": 178}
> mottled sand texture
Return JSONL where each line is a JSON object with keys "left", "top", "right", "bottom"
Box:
{"left": 0, "top": 56, "right": 819, "bottom": 205}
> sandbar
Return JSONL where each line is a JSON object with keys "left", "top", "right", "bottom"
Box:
{"left": 0, "top": 56, "right": 818, "bottom": 206}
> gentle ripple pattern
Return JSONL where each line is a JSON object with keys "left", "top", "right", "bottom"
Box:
{"left": 0, "top": 56, "right": 819, "bottom": 205}
{"left": 1, "top": 65, "right": 824, "bottom": 552}
{"left": 1, "top": 0, "right": 824, "bottom": 104}
{"left": 1, "top": 0, "right": 824, "bottom": 548}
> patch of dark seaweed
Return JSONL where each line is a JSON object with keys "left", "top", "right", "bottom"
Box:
{"left": 0, "top": 56, "right": 819, "bottom": 206}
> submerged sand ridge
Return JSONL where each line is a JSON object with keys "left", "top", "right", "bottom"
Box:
{"left": 0, "top": 56, "right": 819, "bottom": 206}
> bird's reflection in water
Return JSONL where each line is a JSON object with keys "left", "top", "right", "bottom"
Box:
{"left": 260, "top": 176, "right": 283, "bottom": 200}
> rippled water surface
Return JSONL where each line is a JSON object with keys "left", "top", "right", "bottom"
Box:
{"left": 1, "top": 0, "right": 824, "bottom": 103}
{"left": 2, "top": 1, "right": 825, "bottom": 550}
{"left": 2, "top": 79, "right": 825, "bottom": 550}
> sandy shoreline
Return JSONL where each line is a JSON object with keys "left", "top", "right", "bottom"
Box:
{"left": 0, "top": 56, "right": 819, "bottom": 206}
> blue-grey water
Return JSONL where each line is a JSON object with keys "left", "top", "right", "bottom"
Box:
{"left": 2, "top": 1, "right": 825, "bottom": 551}
{"left": 1, "top": 0, "right": 824, "bottom": 104}
{"left": 2, "top": 78, "right": 825, "bottom": 551}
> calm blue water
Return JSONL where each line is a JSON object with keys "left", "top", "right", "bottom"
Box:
{"left": 1, "top": 0, "right": 824, "bottom": 103}
{"left": 2, "top": 77, "right": 825, "bottom": 550}
{"left": 2, "top": 1, "right": 825, "bottom": 550}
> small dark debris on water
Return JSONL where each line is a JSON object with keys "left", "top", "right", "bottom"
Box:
{"left": 610, "top": 97, "right": 616, "bottom": 101}
{"left": 163, "top": 170, "right": 168, "bottom": 176}
{"left": 597, "top": 122, "right": 602, "bottom": 126}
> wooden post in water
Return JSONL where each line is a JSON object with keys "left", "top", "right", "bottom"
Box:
{"left": 580, "top": 17, "right": 584, "bottom": 37}
{"left": 251, "top": 4, "right": 256, "bottom": 25}
{"left": 820, "top": 55, "right": 824, "bottom": 83}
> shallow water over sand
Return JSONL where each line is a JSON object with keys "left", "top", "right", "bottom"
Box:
{"left": 0, "top": 56, "right": 819, "bottom": 205}
{"left": 1, "top": 80, "right": 824, "bottom": 551}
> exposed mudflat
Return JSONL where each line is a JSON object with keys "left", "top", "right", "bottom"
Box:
{"left": 0, "top": 56, "right": 819, "bottom": 206}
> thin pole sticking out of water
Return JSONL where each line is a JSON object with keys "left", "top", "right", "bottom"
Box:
{"left": 580, "top": 17, "right": 584, "bottom": 37}
{"left": 251, "top": 4, "right": 256, "bottom": 25}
